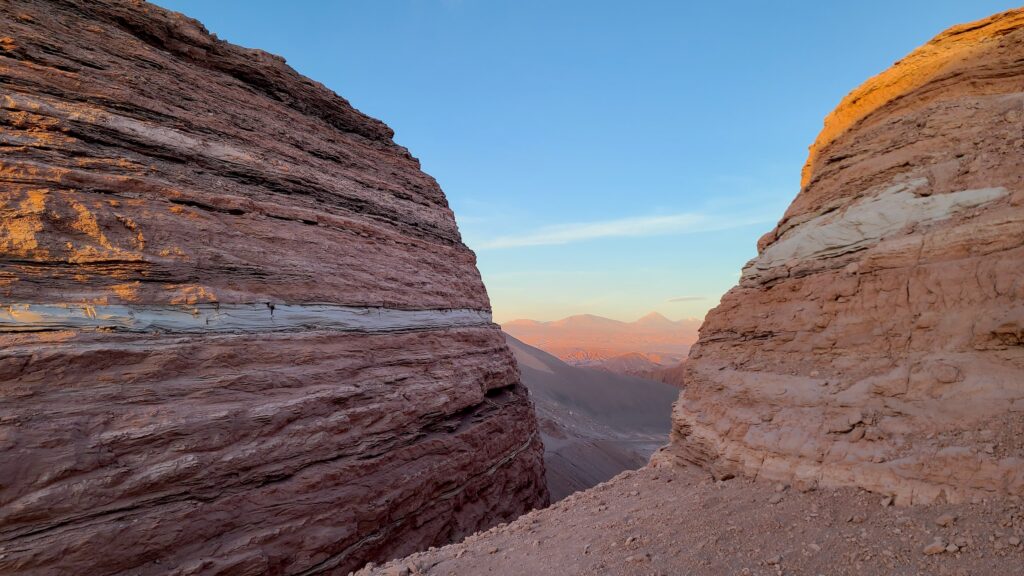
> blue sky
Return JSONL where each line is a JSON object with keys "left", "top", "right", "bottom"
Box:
{"left": 155, "top": 0, "right": 1018, "bottom": 322}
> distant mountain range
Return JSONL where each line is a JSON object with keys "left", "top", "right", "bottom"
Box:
{"left": 501, "top": 312, "right": 701, "bottom": 374}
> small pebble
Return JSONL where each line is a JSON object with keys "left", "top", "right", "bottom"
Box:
{"left": 934, "top": 514, "right": 957, "bottom": 527}
{"left": 923, "top": 539, "right": 946, "bottom": 555}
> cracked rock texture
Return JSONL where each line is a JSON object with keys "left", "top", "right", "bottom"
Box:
{"left": 671, "top": 8, "right": 1024, "bottom": 505}
{"left": 0, "top": 1, "right": 547, "bottom": 574}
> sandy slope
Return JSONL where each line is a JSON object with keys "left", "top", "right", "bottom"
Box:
{"left": 361, "top": 463, "right": 1024, "bottom": 576}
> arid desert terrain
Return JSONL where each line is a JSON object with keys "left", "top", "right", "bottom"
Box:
{"left": 0, "top": 2, "right": 1022, "bottom": 575}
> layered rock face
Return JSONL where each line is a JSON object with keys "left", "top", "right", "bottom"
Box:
{"left": 672, "top": 9, "right": 1024, "bottom": 504}
{"left": 0, "top": 1, "right": 547, "bottom": 574}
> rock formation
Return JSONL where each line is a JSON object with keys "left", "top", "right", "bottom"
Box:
{"left": 0, "top": 1, "right": 547, "bottom": 574}
{"left": 671, "top": 8, "right": 1024, "bottom": 504}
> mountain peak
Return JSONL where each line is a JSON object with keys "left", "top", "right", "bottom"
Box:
{"left": 634, "top": 312, "right": 674, "bottom": 326}
{"left": 551, "top": 314, "right": 627, "bottom": 329}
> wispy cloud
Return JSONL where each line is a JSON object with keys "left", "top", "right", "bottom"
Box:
{"left": 475, "top": 212, "right": 771, "bottom": 250}
{"left": 668, "top": 296, "right": 705, "bottom": 302}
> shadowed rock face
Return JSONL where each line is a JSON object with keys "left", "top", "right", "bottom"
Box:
{"left": 671, "top": 8, "right": 1024, "bottom": 505}
{"left": 0, "top": 1, "right": 547, "bottom": 574}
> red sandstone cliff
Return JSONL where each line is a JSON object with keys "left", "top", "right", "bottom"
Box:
{"left": 671, "top": 8, "right": 1024, "bottom": 505}
{"left": 0, "top": 1, "right": 547, "bottom": 574}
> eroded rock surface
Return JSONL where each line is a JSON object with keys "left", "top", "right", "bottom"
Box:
{"left": 0, "top": 1, "right": 547, "bottom": 574}
{"left": 670, "top": 8, "right": 1024, "bottom": 505}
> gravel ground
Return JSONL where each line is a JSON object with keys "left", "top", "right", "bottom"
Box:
{"left": 358, "top": 461, "right": 1024, "bottom": 576}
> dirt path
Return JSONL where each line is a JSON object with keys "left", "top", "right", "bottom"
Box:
{"left": 360, "top": 461, "right": 1023, "bottom": 575}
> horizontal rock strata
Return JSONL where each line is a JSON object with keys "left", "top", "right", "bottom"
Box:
{"left": 0, "top": 303, "right": 493, "bottom": 333}
{"left": 0, "top": 1, "right": 547, "bottom": 574}
{"left": 671, "top": 8, "right": 1024, "bottom": 505}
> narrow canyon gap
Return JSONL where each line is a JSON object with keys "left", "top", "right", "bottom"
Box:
{"left": 0, "top": 1, "right": 548, "bottom": 574}
{"left": 357, "top": 9, "right": 1024, "bottom": 575}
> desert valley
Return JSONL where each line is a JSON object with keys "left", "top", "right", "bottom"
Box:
{"left": 1, "top": 1, "right": 1023, "bottom": 575}
{"left": 505, "top": 333, "right": 678, "bottom": 501}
